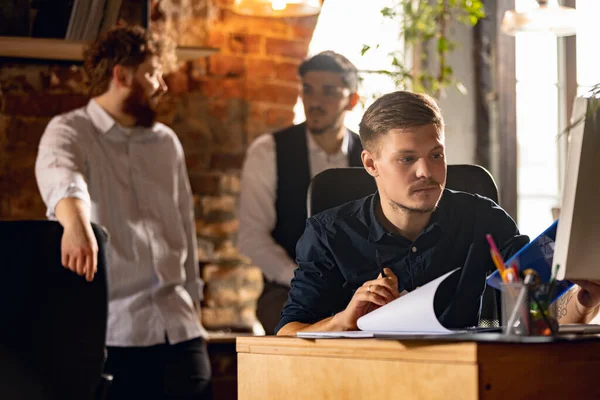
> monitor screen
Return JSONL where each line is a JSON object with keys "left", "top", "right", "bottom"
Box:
{"left": 553, "top": 95, "right": 600, "bottom": 281}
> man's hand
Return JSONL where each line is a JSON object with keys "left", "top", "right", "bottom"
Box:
{"left": 55, "top": 197, "right": 97, "bottom": 282}
{"left": 572, "top": 280, "right": 600, "bottom": 321}
{"left": 333, "top": 268, "right": 402, "bottom": 330}
{"left": 554, "top": 280, "right": 600, "bottom": 324}
{"left": 61, "top": 219, "right": 98, "bottom": 282}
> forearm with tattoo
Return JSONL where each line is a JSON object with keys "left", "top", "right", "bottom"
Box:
{"left": 550, "top": 287, "right": 575, "bottom": 322}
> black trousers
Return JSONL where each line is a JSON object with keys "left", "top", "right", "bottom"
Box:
{"left": 104, "top": 337, "right": 212, "bottom": 400}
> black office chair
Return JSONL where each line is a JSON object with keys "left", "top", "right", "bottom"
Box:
{"left": 0, "top": 220, "right": 110, "bottom": 400}
{"left": 306, "top": 165, "right": 501, "bottom": 327}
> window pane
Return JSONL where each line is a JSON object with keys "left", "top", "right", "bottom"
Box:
{"left": 516, "top": 83, "right": 559, "bottom": 154}
{"left": 515, "top": 33, "right": 558, "bottom": 84}
{"left": 306, "top": 0, "right": 401, "bottom": 70}
{"left": 515, "top": 0, "right": 540, "bottom": 13}
{"left": 576, "top": 0, "right": 600, "bottom": 87}
{"left": 294, "top": 0, "right": 401, "bottom": 132}
{"left": 516, "top": 81, "right": 560, "bottom": 232}
{"left": 517, "top": 197, "right": 558, "bottom": 238}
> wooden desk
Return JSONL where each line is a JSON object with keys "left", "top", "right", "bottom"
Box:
{"left": 237, "top": 335, "right": 600, "bottom": 399}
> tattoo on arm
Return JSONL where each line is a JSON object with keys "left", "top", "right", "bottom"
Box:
{"left": 550, "top": 289, "right": 574, "bottom": 321}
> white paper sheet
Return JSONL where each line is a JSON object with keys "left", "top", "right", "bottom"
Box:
{"left": 296, "top": 268, "right": 461, "bottom": 338}
{"left": 296, "top": 331, "right": 375, "bottom": 339}
{"left": 356, "top": 268, "right": 460, "bottom": 334}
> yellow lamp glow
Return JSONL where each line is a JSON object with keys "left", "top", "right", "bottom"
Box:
{"left": 232, "top": 0, "right": 322, "bottom": 17}
{"left": 271, "top": 0, "right": 287, "bottom": 11}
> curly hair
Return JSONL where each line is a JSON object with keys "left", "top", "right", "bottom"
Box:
{"left": 83, "top": 25, "right": 164, "bottom": 97}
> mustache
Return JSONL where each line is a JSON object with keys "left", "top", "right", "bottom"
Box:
{"left": 410, "top": 179, "right": 441, "bottom": 192}
{"left": 307, "top": 107, "right": 326, "bottom": 115}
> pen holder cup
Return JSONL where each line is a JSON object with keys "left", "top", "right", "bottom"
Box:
{"left": 500, "top": 282, "right": 558, "bottom": 336}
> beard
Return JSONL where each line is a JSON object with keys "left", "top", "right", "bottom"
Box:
{"left": 306, "top": 108, "right": 345, "bottom": 136}
{"left": 122, "top": 79, "right": 157, "bottom": 128}
{"left": 388, "top": 178, "right": 443, "bottom": 214}
{"left": 388, "top": 199, "right": 438, "bottom": 214}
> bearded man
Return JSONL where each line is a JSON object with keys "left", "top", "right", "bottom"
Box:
{"left": 35, "top": 26, "right": 211, "bottom": 400}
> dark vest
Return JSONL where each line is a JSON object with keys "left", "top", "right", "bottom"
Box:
{"left": 272, "top": 123, "right": 363, "bottom": 263}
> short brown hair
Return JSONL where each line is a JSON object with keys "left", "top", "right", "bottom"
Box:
{"left": 298, "top": 51, "right": 358, "bottom": 92}
{"left": 83, "top": 25, "right": 163, "bottom": 97}
{"left": 359, "top": 91, "right": 444, "bottom": 153}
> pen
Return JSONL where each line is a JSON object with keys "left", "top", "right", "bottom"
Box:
{"left": 485, "top": 234, "right": 508, "bottom": 282}
{"left": 375, "top": 249, "right": 386, "bottom": 278}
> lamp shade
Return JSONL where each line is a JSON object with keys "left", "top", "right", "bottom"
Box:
{"left": 232, "top": 0, "right": 322, "bottom": 17}
{"left": 501, "top": 0, "right": 577, "bottom": 37}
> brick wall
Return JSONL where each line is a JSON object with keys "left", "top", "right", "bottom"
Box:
{"left": 0, "top": 1, "right": 319, "bottom": 250}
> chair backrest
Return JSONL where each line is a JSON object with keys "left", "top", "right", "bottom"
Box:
{"left": 0, "top": 220, "right": 109, "bottom": 400}
{"left": 306, "top": 165, "right": 500, "bottom": 327}
{"left": 307, "top": 164, "right": 498, "bottom": 217}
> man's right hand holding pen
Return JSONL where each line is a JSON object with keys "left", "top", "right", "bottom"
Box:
{"left": 332, "top": 268, "right": 402, "bottom": 331}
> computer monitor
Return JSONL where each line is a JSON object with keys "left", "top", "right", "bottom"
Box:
{"left": 553, "top": 95, "right": 600, "bottom": 281}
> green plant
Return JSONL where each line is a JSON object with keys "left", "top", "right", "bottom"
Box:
{"left": 361, "top": 0, "right": 485, "bottom": 98}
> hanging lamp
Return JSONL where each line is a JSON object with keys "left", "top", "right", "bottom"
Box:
{"left": 501, "top": 0, "right": 577, "bottom": 37}
{"left": 232, "top": 0, "right": 322, "bottom": 18}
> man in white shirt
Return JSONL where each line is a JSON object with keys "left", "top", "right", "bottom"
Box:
{"left": 238, "top": 51, "right": 362, "bottom": 334}
{"left": 35, "top": 26, "right": 211, "bottom": 399}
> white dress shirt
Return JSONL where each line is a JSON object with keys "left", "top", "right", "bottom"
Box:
{"left": 35, "top": 100, "right": 206, "bottom": 346}
{"left": 237, "top": 128, "right": 351, "bottom": 287}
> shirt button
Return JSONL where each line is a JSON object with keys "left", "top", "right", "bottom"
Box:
{"left": 411, "top": 246, "right": 417, "bottom": 253}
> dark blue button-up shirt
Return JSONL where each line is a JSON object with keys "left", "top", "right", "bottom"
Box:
{"left": 276, "top": 189, "right": 530, "bottom": 333}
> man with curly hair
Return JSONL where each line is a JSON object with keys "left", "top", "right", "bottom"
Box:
{"left": 35, "top": 26, "right": 211, "bottom": 399}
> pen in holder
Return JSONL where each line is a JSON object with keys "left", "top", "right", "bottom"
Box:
{"left": 500, "top": 274, "right": 558, "bottom": 336}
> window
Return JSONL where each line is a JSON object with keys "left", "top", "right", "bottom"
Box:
{"left": 576, "top": 0, "right": 600, "bottom": 93}
{"left": 515, "top": 22, "right": 560, "bottom": 238}
{"left": 515, "top": 0, "right": 600, "bottom": 239}
{"left": 293, "top": 0, "right": 401, "bottom": 132}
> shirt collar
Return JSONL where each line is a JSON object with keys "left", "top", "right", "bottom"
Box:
{"left": 86, "top": 99, "right": 152, "bottom": 138}
{"left": 305, "top": 126, "right": 350, "bottom": 156}
{"left": 367, "top": 190, "right": 449, "bottom": 243}
{"left": 86, "top": 99, "right": 117, "bottom": 134}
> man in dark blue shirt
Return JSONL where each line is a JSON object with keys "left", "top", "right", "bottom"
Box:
{"left": 275, "top": 91, "right": 530, "bottom": 334}
{"left": 276, "top": 91, "right": 600, "bottom": 335}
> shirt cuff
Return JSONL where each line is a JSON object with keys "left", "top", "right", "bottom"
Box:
{"left": 47, "top": 182, "right": 91, "bottom": 219}
{"left": 185, "top": 277, "right": 205, "bottom": 302}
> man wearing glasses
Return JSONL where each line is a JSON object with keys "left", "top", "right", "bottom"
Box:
{"left": 238, "top": 51, "right": 362, "bottom": 334}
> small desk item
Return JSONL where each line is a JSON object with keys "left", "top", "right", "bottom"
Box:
{"left": 486, "top": 220, "right": 573, "bottom": 302}
{"left": 237, "top": 335, "right": 600, "bottom": 400}
{"left": 559, "top": 324, "right": 600, "bottom": 335}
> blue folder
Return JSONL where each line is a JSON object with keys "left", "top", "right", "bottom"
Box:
{"left": 486, "top": 220, "right": 573, "bottom": 303}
